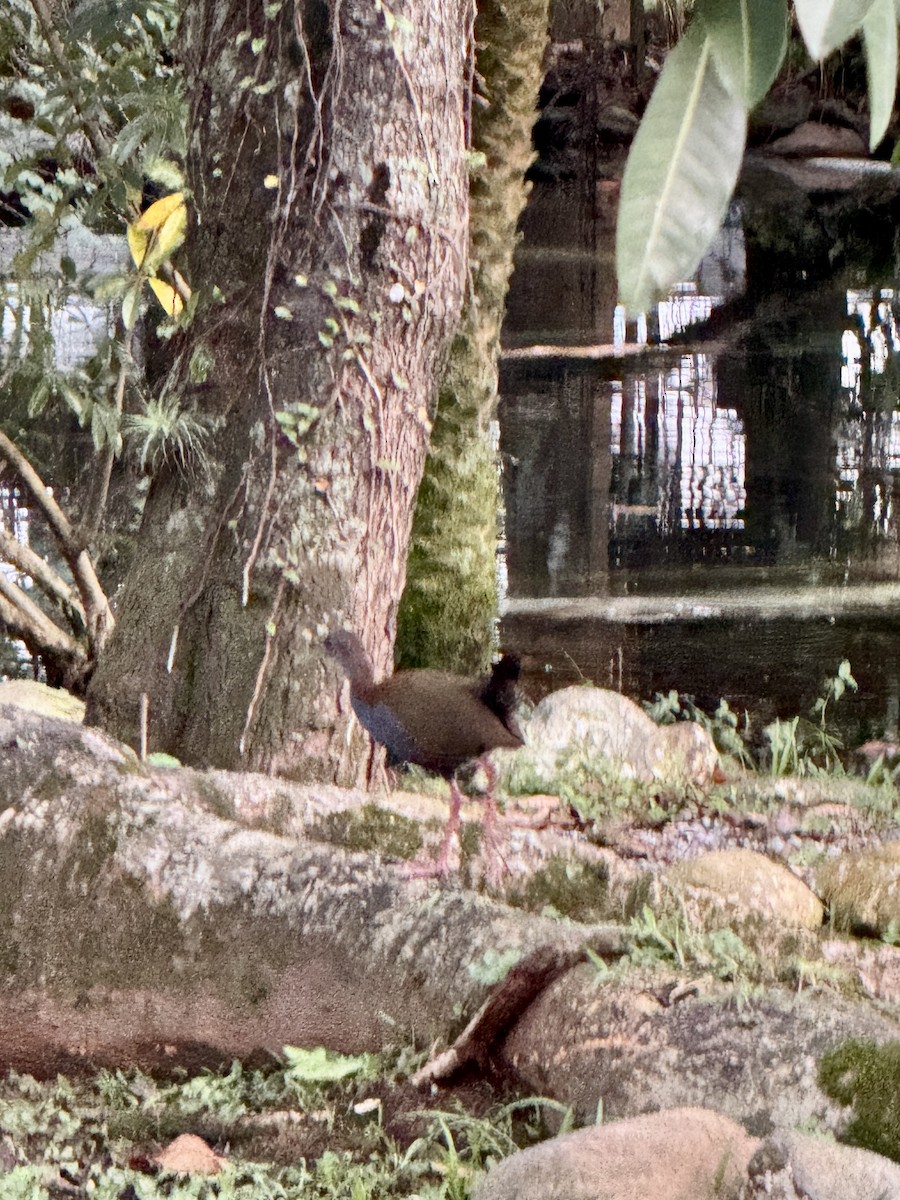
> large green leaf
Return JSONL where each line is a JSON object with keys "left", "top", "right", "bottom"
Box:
{"left": 794, "top": 0, "right": 874, "bottom": 60}
{"left": 697, "top": 0, "right": 788, "bottom": 107}
{"left": 616, "top": 24, "right": 747, "bottom": 315}
{"left": 863, "top": 0, "right": 898, "bottom": 148}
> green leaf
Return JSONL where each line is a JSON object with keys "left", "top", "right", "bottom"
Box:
{"left": 282, "top": 1046, "right": 377, "bottom": 1083}
{"left": 122, "top": 281, "right": 144, "bottom": 330}
{"left": 146, "top": 752, "right": 182, "bottom": 768}
{"left": 616, "top": 25, "right": 747, "bottom": 314}
{"left": 91, "top": 402, "right": 122, "bottom": 453}
{"left": 60, "top": 382, "right": 90, "bottom": 423}
{"left": 863, "top": 0, "right": 898, "bottom": 147}
{"left": 696, "top": 0, "right": 788, "bottom": 107}
{"left": 143, "top": 158, "right": 185, "bottom": 191}
{"left": 92, "top": 273, "right": 131, "bottom": 302}
{"left": 837, "top": 659, "right": 858, "bottom": 688}
{"left": 28, "top": 378, "right": 50, "bottom": 418}
{"left": 794, "top": 0, "right": 875, "bottom": 60}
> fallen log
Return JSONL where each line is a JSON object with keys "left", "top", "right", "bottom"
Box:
{"left": 0, "top": 705, "right": 623, "bottom": 1076}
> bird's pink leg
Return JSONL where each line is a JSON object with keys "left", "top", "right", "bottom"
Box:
{"left": 397, "top": 778, "right": 463, "bottom": 879}
{"left": 435, "top": 777, "right": 464, "bottom": 872}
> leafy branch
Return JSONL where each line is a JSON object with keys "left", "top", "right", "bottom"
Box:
{"left": 0, "top": 429, "right": 113, "bottom": 687}
{"left": 617, "top": 0, "right": 899, "bottom": 312}
{"left": 0, "top": 0, "right": 195, "bottom": 683}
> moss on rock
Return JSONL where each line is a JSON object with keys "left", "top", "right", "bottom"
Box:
{"left": 818, "top": 1039, "right": 900, "bottom": 1163}
{"left": 507, "top": 855, "right": 611, "bottom": 922}
{"left": 308, "top": 804, "right": 422, "bottom": 860}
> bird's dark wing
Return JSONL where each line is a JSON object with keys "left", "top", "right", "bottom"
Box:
{"left": 351, "top": 696, "right": 422, "bottom": 765}
{"left": 351, "top": 669, "right": 522, "bottom": 774}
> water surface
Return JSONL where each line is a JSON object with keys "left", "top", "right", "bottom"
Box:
{"left": 499, "top": 172, "right": 900, "bottom": 747}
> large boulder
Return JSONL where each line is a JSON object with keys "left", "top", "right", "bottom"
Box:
{"left": 744, "top": 1129, "right": 900, "bottom": 1199}
{"left": 473, "top": 1111, "right": 900, "bottom": 1200}
{"left": 514, "top": 686, "right": 719, "bottom": 788}
{"left": 818, "top": 842, "right": 900, "bottom": 937}
{"left": 663, "top": 848, "right": 824, "bottom": 930}
{"left": 473, "top": 1106, "right": 758, "bottom": 1200}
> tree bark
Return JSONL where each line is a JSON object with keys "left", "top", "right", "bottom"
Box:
{"left": 86, "top": 0, "right": 470, "bottom": 776}
{"left": 396, "top": 0, "right": 551, "bottom": 673}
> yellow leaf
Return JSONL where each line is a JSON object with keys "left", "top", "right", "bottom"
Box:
{"left": 129, "top": 193, "right": 187, "bottom": 274}
{"left": 135, "top": 191, "right": 185, "bottom": 232}
{"left": 127, "top": 223, "right": 150, "bottom": 270}
{"left": 148, "top": 276, "right": 184, "bottom": 317}
{"left": 153, "top": 202, "right": 187, "bottom": 264}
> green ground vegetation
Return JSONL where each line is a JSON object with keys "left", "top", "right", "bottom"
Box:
{"left": 0, "top": 1048, "right": 573, "bottom": 1198}
{"left": 646, "top": 660, "right": 865, "bottom": 779}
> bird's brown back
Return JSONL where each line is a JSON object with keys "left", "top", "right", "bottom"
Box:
{"left": 364, "top": 669, "right": 522, "bottom": 776}
{"left": 326, "top": 629, "right": 523, "bottom": 776}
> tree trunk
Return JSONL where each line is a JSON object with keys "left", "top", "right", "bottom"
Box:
{"left": 86, "top": 0, "right": 470, "bottom": 777}
{"left": 395, "top": 0, "right": 551, "bottom": 673}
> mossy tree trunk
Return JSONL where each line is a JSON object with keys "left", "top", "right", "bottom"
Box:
{"left": 86, "top": 0, "right": 469, "bottom": 777}
{"left": 395, "top": 0, "right": 551, "bottom": 673}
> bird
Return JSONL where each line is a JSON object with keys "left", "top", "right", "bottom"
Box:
{"left": 324, "top": 629, "right": 524, "bottom": 880}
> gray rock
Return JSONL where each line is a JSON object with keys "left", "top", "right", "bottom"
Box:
{"left": 818, "top": 842, "right": 900, "bottom": 937}
{"left": 518, "top": 686, "right": 718, "bottom": 788}
{"left": 664, "top": 848, "right": 824, "bottom": 930}
{"left": 820, "top": 939, "right": 900, "bottom": 1005}
{"left": 763, "top": 122, "right": 867, "bottom": 158}
{"left": 473, "top": 1106, "right": 758, "bottom": 1200}
{"left": 744, "top": 1130, "right": 900, "bottom": 1199}
{"left": 499, "top": 972, "right": 900, "bottom": 1136}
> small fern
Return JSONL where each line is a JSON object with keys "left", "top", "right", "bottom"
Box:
{"left": 123, "top": 394, "right": 216, "bottom": 476}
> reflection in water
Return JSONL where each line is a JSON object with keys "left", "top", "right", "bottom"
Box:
{"left": 838, "top": 289, "right": 900, "bottom": 550}
{"left": 1, "top": 285, "right": 109, "bottom": 369}
{"left": 610, "top": 354, "right": 746, "bottom": 545}
{"left": 500, "top": 189, "right": 900, "bottom": 742}
{"left": 503, "top": 281, "right": 900, "bottom": 595}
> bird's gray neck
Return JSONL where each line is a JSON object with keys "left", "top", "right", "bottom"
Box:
{"left": 325, "top": 630, "right": 377, "bottom": 693}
